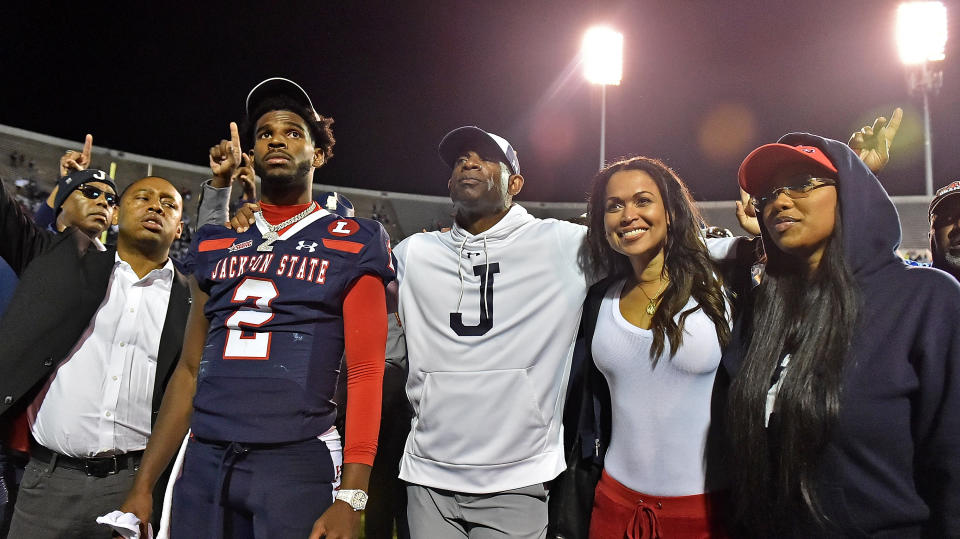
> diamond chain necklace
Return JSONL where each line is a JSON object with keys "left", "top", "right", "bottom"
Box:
{"left": 257, "top": 201, "right": 319, "bottom": 252}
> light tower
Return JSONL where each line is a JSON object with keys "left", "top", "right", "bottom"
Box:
{"left": 582, "top": 26, "right": 623, "bottom": 170}
{"left": 896, "top": 1, "right": 947, "bottom": 196}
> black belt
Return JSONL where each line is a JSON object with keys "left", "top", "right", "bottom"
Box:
{"left": 30, "top": 441, "right": 143, "bottom": 477}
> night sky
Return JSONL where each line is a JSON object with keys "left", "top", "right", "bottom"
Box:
{"left": 3, "top": 0, "right": 958, "bottom": 202}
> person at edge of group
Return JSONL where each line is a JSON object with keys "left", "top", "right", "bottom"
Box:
{"left": 567, "top": 156, "right": 734, "bottom": 538}
{"left": 119, "top": 77, "right": 394, "bottom": 539}
{"left": 930, "top": 179, "right": 960, "bottom": 282}
{"left": 724, "top": 133, "right": 960, "bottom": 537}
{"left": 384, "top": 126, "right": 595, "bottom": 539}
{"left": 0, "top": 167, "right": 188, "bottom": 538}
{"left": 0, "top": 136, "right": 121, "bottom": 537}
{"left": 732, "top": 108, "right": 903, "bottom": 268}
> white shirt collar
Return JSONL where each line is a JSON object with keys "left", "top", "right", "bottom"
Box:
{"left": 114, "top": 252, "right": 176, "bottom": 285}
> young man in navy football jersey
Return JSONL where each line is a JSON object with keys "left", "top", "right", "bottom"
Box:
{"left": 120, "top": 78, "right": 394, "bottom": 539}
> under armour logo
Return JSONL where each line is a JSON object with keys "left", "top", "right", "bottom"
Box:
{"left": 297, "top": 241, "right": 318, "bottom": 252}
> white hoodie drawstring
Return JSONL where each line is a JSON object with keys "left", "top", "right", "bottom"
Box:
{"left": 454, "top": 235, "right": 469, "bottom": 314}
{"left": 482, "top": 235, "right": 490, "bottom": 318}
{"left": 454, "top": 234, "right": 491, "bottom": 319}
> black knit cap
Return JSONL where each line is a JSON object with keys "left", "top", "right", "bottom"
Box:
{"left": 54, "top": 169, "right": 117, "bottom": 214}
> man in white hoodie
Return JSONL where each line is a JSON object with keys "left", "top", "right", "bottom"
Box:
{"left": 393, "top": 127, "right": 591, "bottom": 538}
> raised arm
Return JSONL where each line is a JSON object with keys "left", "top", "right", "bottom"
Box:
{"left": 35, "top": 134, "right": 94, "bottom": 230}
{"left": 0, "top": 178, "right": 55, "bottom": 274}
{"left": 59, "top": 134, "right": 93, "bottom": 177}
{"left": 197, "top": 122, "right": 253, "bottom": 228}
{"left": 848, "top": 107, "right": 902, "bottom": 173}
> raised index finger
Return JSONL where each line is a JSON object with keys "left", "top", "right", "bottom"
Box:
{"left": 81, "top": 134, "right": 93, "bottom": 161}
{"left": 885, "top": 107, "right": 903, "bottom": 140}
{"left": 229, "top": 122, "right": 242, "bottom": 156}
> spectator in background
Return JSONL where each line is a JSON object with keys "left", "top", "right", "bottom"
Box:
{"left": 47, "top": 168, "right": 117, "bottom": 238}
{"left": 930, "top": 180, "right": 960, "bottom": 282}
{"left": 34, "top": 135, "right": 116, "bottom": 236}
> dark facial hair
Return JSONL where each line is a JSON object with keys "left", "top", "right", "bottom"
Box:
{"left": 254, "top": 159, "right": 313, "bottom": 197}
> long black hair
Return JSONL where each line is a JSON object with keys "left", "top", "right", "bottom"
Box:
{"left": 727, "top": 202, "right": 860, "bottom": 535}
{"left": 585, "top": 156, "right": 730, "bottom": 361}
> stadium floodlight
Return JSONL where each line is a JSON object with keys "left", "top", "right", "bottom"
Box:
{"left": 896, "top": 1, "right": 947, "bottom": 196}
{"left": 583, "top": 26, "right": 623, "bottom": 85}
{"left": 896, "top": 2, "right": 947, "bottom": 65}
{"left": 582, "top": 26, "right": 623, "bottom": 170}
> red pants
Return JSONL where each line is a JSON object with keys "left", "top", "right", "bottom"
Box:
{"left": 589, "top": 470, "right": 728, "bottom": 539}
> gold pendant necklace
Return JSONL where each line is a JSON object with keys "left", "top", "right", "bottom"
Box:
{"left": 637, "top": 278, "right": 668, "bottom": 315}
{"left": 257, "top": 202, "right": 318, "bottom": 252}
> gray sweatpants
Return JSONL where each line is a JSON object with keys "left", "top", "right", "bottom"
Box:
{"left": 407, "top": 483, "right": 547, "bottom": 539}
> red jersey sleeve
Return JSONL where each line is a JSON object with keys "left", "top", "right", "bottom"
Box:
{"left": 341, "top": 273, "right": 387, "bottom": 465}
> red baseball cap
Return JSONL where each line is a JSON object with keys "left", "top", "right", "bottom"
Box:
{"left": 738, "top": 144, "right": 838, "bottom": 195}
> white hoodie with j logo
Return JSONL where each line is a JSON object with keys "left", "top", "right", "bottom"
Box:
{"left": 394, "top": 204, "right": 591, "bottom": 494}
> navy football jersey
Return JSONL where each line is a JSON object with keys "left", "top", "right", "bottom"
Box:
{"left": 188, "top": 209, "right": 395, "bottom": 443}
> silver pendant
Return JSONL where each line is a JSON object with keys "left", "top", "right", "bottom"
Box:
{"left": 258, "top": 230, "right": 279, "bottom": 252}
{"left": 645, "top": 302, "right": 656, "bottom": 315}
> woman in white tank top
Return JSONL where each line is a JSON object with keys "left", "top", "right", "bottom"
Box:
{"left": 578, "top": 156, "right": 733, "bottom": 538}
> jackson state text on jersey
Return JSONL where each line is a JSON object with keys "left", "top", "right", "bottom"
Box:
{"left": 188, "top": 209, "right": 395, "bottom": 443}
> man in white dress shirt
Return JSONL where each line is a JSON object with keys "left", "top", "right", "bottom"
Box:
{"left": 0, "top": 175, "right": 188, "bottom": 538}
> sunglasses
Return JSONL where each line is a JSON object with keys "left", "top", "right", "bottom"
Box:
{"left": 76, "top": 184, "right": 118, "bottom": 207}
{"left": 751, "top": 177, "right": 836, "bottom": 211}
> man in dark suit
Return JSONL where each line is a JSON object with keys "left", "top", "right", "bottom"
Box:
{"left": 0, "top": 174, "right": 190, "bottom": 538}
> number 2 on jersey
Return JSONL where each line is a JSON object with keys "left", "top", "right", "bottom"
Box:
{"left": 223, "top": 277, "right": 278, "bottom": 359}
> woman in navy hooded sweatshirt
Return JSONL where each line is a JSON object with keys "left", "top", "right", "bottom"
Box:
{"left": 724, "top": 133, "right": 960, "bottom": 537}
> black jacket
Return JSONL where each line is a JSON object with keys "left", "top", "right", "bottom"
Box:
{"left": 0, "top": 179, "right": 190, "bottom": 429}
{"left": 563, "top": 278, "right": 612, "bottom": 469}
